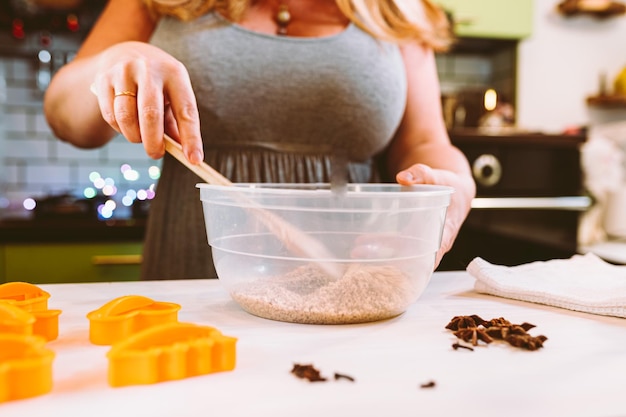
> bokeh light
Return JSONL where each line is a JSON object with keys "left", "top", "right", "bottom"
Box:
{"left": 38, "top": 50, "right": 51, "bottom": 64}
{"left": 102, "top": 185, "right": 117, "bottom": 196}
{"left": 89, "top": 171, "right": 101, "bottom": 182}
{"left": 23, "top": 198, "right": 36, "bottom": 210}
{"left": 137, "top": 189, "right": 148, "bottom": 200}
{"left": 84, "top": 165, "right": 161, "bottom": 219}
{"left": 83, "top": 187, "right": 97, "bottom": 199}
{"left": 123, "top": 169, "right": 140, "bottom": 181}
{"left": 93, "top": 177, "right": 105, "bottom": 189}
{"left": 148, "top": 165, "right": 161, "bottom": 180}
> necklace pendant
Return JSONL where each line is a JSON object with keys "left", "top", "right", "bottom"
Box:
{"left": 276, "top": 3, "right": 290, "bottom": 35}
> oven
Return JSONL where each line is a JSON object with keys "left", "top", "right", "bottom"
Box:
{"left": 438, "top": 129, "right": 592, "bottom": 270}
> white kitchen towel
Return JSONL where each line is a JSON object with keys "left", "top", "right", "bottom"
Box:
{"left": 467, "top": 253, "right": 626, "bottom": 318}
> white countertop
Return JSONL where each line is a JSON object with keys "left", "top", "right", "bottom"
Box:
{"left": 2, "top": 272, "right": 626, "bottom": 417}
{"left": 581, "top": 238, "right": 626, "bottom": 265}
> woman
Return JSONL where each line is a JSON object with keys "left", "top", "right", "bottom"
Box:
{"left": 43, "top": 0, "right": 476, "bottom": 279}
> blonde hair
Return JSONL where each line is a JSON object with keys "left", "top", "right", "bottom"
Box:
{"left": 143, "top": 0, "right": 453, "bottom": 51}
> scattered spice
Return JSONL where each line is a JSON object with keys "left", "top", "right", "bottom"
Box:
{"left": 445, "top": 314, "right": 548, "bottom": 351}
{"left": 505, "top": 334, "right": 548, "bottom": 350}
{"left": 420, "top": 380, "right": 436, "bottom": 389}
{"left": 334, "top": 372, "right": 355, "bottom": 382}
{"left": 291, "top": 364, "right": 327, "bottom": 382}
{"left": 445, "top": 314, "right": 486, "bottom": 331}
{"left": 452, "top": 342, "right": 474, "bottom": 351}
{"left": 453, "top": 327, "right": 493, "bottom": 346}
{"left": 291, "top": 364, "right": 357, "bottom": 383}
{"left": 483, "top": 317, "right": 512, "bottom": 328}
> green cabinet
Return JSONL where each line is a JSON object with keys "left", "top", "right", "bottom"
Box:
{"left": 438, "top": 0, "right": 533, "bottom": 39}
{"left": 0, "top": 242, "right": 143, "bottom": 284}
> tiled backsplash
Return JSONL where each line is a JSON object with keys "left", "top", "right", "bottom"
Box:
{"left": 0, "top": 47, "right": 516, "bottom": 218}
{"left": 0, "top": 56, "right": 160, "bottom": 219}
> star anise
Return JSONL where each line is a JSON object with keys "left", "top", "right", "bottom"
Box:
{"left": 453, "top": 327, "right": 493, "bottom": 346}
{"left": 445, "top": 314, "right": 486, "bottom": 331}
{"left": 446, "top": 314, "right": 547, "bottom": 351}
{"left": 484, "top": 318, "right": 536, "bottom": 331}
{"left": 484, "top": 324, "right": 530, "bottom": 340}
{"left": 483, "top": 317, "right": 512, "bottom": 328}
{"left": 505, "top": 334, "right": 548, "bottom": 351}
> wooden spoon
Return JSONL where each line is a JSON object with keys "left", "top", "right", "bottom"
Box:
{"left": 163, "top": 135, "right": 343, "bottom": 279}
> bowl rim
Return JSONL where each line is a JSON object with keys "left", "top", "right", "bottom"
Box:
{"left": 196, "top": 182, "right": 454, "bottom": 197}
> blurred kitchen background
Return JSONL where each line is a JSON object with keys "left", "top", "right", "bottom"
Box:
{"left": 1, "top": 0, "right": 625, "bottom": 282}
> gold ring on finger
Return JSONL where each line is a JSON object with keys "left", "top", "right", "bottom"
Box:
{"left": 114, "top": 91, "right": 137, "bottom": 98}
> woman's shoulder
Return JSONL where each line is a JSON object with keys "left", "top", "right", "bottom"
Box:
{"left": 154, "top": 10, "right": 225, "bottom": 31}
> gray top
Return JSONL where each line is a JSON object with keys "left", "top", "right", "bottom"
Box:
{"left": 142, "top": 12, "right": 407, "bottom": 280}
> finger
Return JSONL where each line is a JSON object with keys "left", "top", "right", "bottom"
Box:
{"left": 163, "top": 63, "right": 203, "bottom": 164}
{"left": 113, "top": 88, "right": 141, "bottom": 144}
{"left": 92, "top": 76, "right": 121, "bottom": 133}
{"left": 136, "top": 83, "right": 166, "bottom": 159}
{"left": 396, "top": 163, "right": 437, "bottom": 185}
{"left": 163, "top": 104, "right": 181, "bottom": 141}
{"left": 433, "top": 249, "right": 444, "bottom": 270}
{"left": 434, "top": 224, "right": 455, "bottom": 269}
{"left": 106, "top": 60, "right": 141, "bottom": 144}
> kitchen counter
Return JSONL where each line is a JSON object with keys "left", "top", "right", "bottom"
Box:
{"left": 0, "top": 218, "right": 145, "bottom": 243}
{"left": 2, "top": 272, "right": 625, "bottom": 417}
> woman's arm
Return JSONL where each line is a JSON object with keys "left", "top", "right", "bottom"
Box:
{"left": 43, "top": 0, "right": 157, "bottom": 148}
{"left": 44, "top": 0, "right": 204, "bottom": 165}
{"left": 387, "top": 42, "right": 476, "bottom": 266}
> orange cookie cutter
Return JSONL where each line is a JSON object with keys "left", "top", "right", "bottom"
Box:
{"left": 87, "top": 295, "right": 181, "bottom": 345}
{"left": 0, "top": 282, "right": 61, "bottom": 341}
{"left": 107, "top": 321, "right": 237, "bottom": 387}
{"left": 0, "top": 334, "right": 55, "bottom": 403}
{"left": 0, "top": 301, "right": 36, "bottom": 335}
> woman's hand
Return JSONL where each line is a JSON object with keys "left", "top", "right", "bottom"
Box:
{"left": 90, "top": 41, "right": 204, "bottom": 164}
{"left": 396, "top": 163, "right": 475, "bottom": 269}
